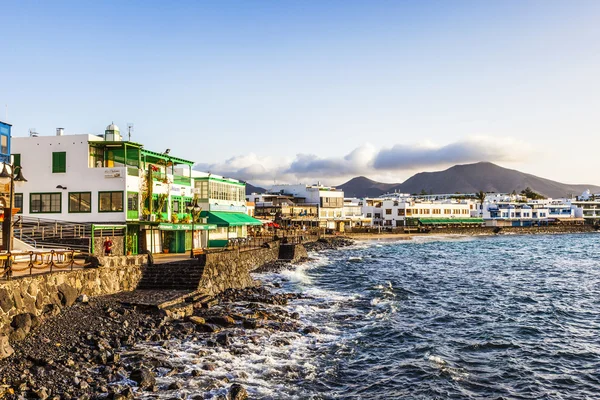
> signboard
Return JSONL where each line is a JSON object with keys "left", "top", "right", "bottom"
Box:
{"left": 104, "top": 169, "right": 122, "bottom": 178}
{"left": 158, "top": 223, "right": 216, "bottom": 231}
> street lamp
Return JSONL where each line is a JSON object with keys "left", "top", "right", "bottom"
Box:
{"left": 0, "top": 162, "right": 27, "bottom": 260}
{"left": 185, "top": 199, "right": 202, "bottom": 258}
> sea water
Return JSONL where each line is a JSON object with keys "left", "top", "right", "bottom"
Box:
{"left": 139, "top": 233, "right": 600, "bottom": 399}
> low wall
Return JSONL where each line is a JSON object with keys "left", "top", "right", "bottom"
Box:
{"left": 427, "top": 225, "right": 595, "bottom": 235}
{"left": 0, "top": 254, "right": 147, "bottom": 359}
{"left": 198, "top": 243, "right": 281, "bottom": 296}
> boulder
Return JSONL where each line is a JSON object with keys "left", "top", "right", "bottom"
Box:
{"left": 0, "top": 288, "right": 13, "bottom": 313}
{"left": 0, "top": 335, "right": 14, "bottom": 360}
{"left": 11, "top": 313, "right": 33, "bottom": 332}
{"left": 129, "top": 368, "right": 156, "bottom": 390}
{"left": 195, "top": 323, "right": 221, "bottom": 333}
{"left": 57, "top": 284, "right": 78, "bottom": 307}
{"left": 228, "top": 383, "right": 248, "bottom": 400}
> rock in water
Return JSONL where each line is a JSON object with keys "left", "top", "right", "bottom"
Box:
{"left": 228, "top": 383, "right": 248, "bottom": 400}
{"left": 129, "top": 368, "right": 156, "bottom": 390}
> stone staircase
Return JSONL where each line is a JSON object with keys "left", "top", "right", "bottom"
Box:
{"left": 137, "top": 259, "right": 205, "bottom": 290}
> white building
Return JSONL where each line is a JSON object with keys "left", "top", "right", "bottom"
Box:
{"left": 362, "top": 195, "right": 477, "bottom": 227}
{"left": 11, "top": 124, "right": 261, "bottom": 253}
{"left": 269, "top": 183, "right": 345, "bottom": 230}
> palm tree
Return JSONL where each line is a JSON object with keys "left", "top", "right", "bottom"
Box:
{"left": 475, "top": 190, "right": 486, "bottom": 216}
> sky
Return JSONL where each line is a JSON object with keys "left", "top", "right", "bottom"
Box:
{"left": 1, "top": 0, "right": 599, "bottom": 187}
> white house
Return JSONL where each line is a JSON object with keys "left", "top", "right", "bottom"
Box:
{"left": 269, "top": 183, "right": 345, "bottom": 230}
{"left": 10, "top": 124, "right": 262, "bottom": 253}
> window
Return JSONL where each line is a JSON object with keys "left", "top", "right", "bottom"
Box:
{"left": 1, "top": 135, "right": 8, "bottom": 154}
{"left": 12, "top": 154, "right": 21, "bottom": 168}
{"left": 128, "top": 192, "right": 139, "bottom": 211}
{"left": 366, "top": 213, "right": 372, "bottom": 217}
{"left": 99, "top": 191, "right": 123, "bottom": 212}
{"left": 172, "top": 198, "right": 180, "bottom": 213}
{"left": 52, "top": 152, "right": 66, "bottom": 173}
{"left": 15, "top": 193, "right": 23, "bottom": 213}
{"left": 385, "top": 209, "right": 392, "bottom": 215}
{"left": 31, "top": 193, "right": 61, "bottom": 213}
{"left": 398, "top": 209, "right": 405, "bottom": 216}
{"left": 69, "top": 192, "right": 91, "bottom": 213}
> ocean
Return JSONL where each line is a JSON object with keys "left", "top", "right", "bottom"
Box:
{"left": 137, "top": 233, "right": 600, "bottom": 399}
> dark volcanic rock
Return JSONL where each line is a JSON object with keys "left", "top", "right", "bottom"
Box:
{"left": 228, "top": 383, "right": 248, "bottom": 400}
{"left": 130, "top": 368, "right": 156, "bottom": 390}
{"left": 57, "top": 284, "right": 78, "bottom": 307}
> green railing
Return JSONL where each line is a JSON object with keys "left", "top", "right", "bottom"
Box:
{"left": 173, "top": 175, "right": 191, "bottom": 186}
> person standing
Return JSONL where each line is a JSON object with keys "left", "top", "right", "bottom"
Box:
{"left": 103, "top": 237, "right": 113, "bottom": 256}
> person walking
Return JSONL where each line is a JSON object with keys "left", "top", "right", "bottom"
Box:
{"left": 103, "top": 237, "right": 113, "bottom": 256}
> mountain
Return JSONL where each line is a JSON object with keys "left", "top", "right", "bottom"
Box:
{"left": 336, "top": 162, "right": 600, "bottom": 198}
{"left": 245, "top": 183, "right": 266, "bottom": 196}
{"left": 337, "top": 176, "right": 399, "bottom": 198}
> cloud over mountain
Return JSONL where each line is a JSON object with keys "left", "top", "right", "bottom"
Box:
{"left": 194, "top": 136, "right": 531, "bottom": 186}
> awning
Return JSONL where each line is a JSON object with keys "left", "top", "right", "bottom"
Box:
{"left": 201, "top": 211, "right": 263, "bottom": 227}
{"left": 158, "top": 223, "right": 217, "bottom": 231}
{"left": 419, "top": 218, "right": 484, "bottom": 225}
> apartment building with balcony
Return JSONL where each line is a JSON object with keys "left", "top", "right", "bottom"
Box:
{"left": 11, "top": 124, "right": 215, "bottom": 254}
{"left": 193, "top": 173, "right": 262, "bottom": 247}
{"left": 363, "top": 194, "right": 477, "bottom": 227}
{"left": 269, "top": 183, "right": 346, "bottom": 230}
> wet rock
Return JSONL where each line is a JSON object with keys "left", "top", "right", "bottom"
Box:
{"left": 188, "top": 316, "right": 206, "bottom": 325}
{"left": 190, "top": 369, "right": 201, "bottom": 377}
{"left": 195, "top": 323, "right": 221, "bottom": 333}
{"left": 242, "top": 319, "right": 259, "bottom": 329}
{"left": 202, "top": 363, "right": 216, "bottom": 371}
{"left": 216, "top": 332, "right": 231, "bottom": 346}
{"left": 129, "top": 368, "right": 156, "bottom": 390}
{"left": 168, "top": 381, "right": 184, "bottom": 390}
{"left": 228, "top": 383, "right": 248, "bottom": 400}
{"left": 206, "top": 316, "right": 236, "bottom": 327}
{"left": 302, "top": 326, "right": 320, "bottom": 334}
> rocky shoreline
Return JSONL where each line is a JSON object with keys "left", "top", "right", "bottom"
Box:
{"left": 0, "top": 237, "right": 353, "bottom": 399}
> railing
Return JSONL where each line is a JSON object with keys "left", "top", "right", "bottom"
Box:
{"left": 0, "top": 249, "right": 92, "bottom": 280}
{"left": 173, "top": 175, "right": 191, "bottom": 186}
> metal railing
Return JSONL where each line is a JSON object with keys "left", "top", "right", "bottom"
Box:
{"left": 0, "top": 249, "right": 92, "bottom": 280}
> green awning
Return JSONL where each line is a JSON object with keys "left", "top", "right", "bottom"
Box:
{"left": 158, "top": 223, "right": 216, "bottom": 231}
{"left": 201, "top": 211, "right": 263, "bottom": 227}
{"left": 419, "top": 218, "right": 484, "bottom": 225}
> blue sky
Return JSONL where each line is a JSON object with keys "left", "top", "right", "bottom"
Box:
{"left": 1, "top": 1, "right": 599, "bottom": 187}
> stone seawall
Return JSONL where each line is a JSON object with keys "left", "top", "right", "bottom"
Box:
{"left": 428, "top": 225, "right": 596, "bottom": 236}
{"left": 0, "top": 255, "right": 146, "bottom": 359}
{"left": 198, "top": 243, "right": 282, "bottom": 296}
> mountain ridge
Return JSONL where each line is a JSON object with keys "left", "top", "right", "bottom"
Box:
{"left": 337, "top": 162, "right": 600, "bottom": 198}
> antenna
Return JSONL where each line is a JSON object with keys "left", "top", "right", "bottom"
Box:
{"left": 127, "top": 123, "right": 134, "bottom": 141}
{"left": 29, "top": 128, "right": 39, "bottom": 137}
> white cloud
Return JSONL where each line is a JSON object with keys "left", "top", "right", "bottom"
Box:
{"left": 194, "top": 136, "right": 532, "bottom": 187}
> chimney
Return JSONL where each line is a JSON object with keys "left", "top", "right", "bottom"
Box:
{"left": 56, "top": 127, "right": 64, "bottom": 136}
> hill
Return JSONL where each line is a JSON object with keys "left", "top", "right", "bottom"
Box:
{"left": 245, "top": 183, "right": 266, "bottom": 196}
{"left": 337, "top": 176, "right": 399, "bottom": 198}
{"left": 337, "top": 162, "right": 600, "bottom": 198}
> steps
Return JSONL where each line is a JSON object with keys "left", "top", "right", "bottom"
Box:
{"left": 137, "top": 260, "right": 205, "bottom": 290}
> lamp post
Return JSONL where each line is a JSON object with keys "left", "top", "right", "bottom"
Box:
{"left": 186, "top": 199, "right": 202, "bottom": 258}
{"left": 0, "top": 162, "right": 27, "bottom": 262}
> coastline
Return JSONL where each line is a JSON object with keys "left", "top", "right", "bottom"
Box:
{"left": 0, "top": 238, "right": 353, "bottom": 399}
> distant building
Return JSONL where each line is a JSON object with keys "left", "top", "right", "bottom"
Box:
{"left": 268, "top": 183, "right": 346, "bottom": 230}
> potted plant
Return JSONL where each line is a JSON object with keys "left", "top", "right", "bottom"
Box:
{"left": 182, "top": 215, "right": 192, "bottom": 224}
{"left": 125, "top": 236, "right": 134, "bottom": 255}
{"left": 171, "top": 213, "right": 179, "bottom": 223}
{"left": 162, "top": 234, "right": 173, "bottom": 253}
